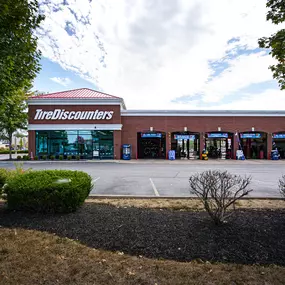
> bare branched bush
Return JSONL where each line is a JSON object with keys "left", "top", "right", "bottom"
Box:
{"left": 189, "top": 170, "right": 252, "bottom": 225}
{"left": 279, "top": 175, "right": 285, "bottom": 198}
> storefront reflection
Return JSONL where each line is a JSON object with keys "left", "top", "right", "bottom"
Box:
{"left": 36, "top": 130, "right": 114, "bottom": 159}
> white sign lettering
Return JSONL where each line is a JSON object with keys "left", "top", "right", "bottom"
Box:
{"left": 34, "top": 109, "right": 114, "bottom": 120}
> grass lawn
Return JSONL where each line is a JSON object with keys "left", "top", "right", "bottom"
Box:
{"left": 0, "top": 199, "right": 285, "bottom": 284}
{"left": 86, "top": 198, "right": 285, "bottom": 210}
{"left": 1, "top": 228, "right": 285, "bottom": 285}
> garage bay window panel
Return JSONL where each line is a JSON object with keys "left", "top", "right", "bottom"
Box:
{"left": 35, "top": 130, "right": 114, "bottom": 159}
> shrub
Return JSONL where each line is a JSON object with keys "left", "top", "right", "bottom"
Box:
{"left": 42, "top": 155, "right": 47, "bottom": 160}
{"left": 14, "top": 162, "right": 25, "bottom": 173}
{"left": 50, "top": 155, "right": 55, "bottom": 160}
{"left": 189, "top": 170, "right": 252, "bottom": 225}
{"left": 279, "top": 175, "right": 285, "bottom": 198}
{"left": 0, "top": 168, "right": 22, "bottom": 196}
{"left": 4, "top": 170, "right": 92, "bottom": 213}
{"left": 17, "top": 155, "right": 22, "bottom": 160}
{"left": 67, "top": 155, "right": 72, "bottom": 160}
{"left": 34, "top": 156, "right": 38, "bottom": 160}
{"left": 22, "top": 155, "right": 30, "bottom": 161}
{"left": 0, "top": 150, "right": 28, "bottom": 155}
{"left": 59, "top": 155, "right": 63, "bottom": 160}
{"left": 76, "top": 155, "right": 80, "bottom": 160}
{"left": 0, "top": 169, "right": 11, "bottom": 189}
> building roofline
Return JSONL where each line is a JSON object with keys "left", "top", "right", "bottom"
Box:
{"left": 28, "top": 88, "right": 127, "bottom": 110}
{"left": 28, "top": 98, "right": 127, "bottom": 110}
{"left": 29, "top": 88, "right": 123, "bottom": 100}
{"left": 121, "top": 109, "right": 285, "bottom": 116}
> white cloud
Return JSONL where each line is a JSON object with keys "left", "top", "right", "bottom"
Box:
{"left": 201, "top": 51, "right": 275, "bottom": 103}
{"left": 50, "top": 77, "right": 72, "bottom": 87}
{"left": 208, "top": 88, "right": 285, "bottom": 110}
{"left": 38, "top": 0, "right": 284, "bottom": 109}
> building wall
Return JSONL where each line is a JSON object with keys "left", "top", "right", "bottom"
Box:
{"left": 28, "top": 104, "right": 121, "bottom": 159}
{"left": 121, "top": 115, "right": 285, "bottom": 159}
{"left": 28, "top": 130, "right": 36, "bottom": 158}
{"left": 28, "top": 102, "right": 285, "bottom": 160}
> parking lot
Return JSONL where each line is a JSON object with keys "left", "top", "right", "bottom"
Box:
{"left": 1, "top": 160, "right": 284, "bottom": 198}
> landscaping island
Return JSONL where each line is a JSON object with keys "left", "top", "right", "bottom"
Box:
{"left": 0, "top": 199, "right": 285, "bottom": 284}
{"left": 0, "top": 167, "right": 285, "bottom": 284}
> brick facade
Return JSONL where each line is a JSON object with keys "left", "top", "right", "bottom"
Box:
{"left": 121, "top": 116, "right": 285, "bottom": 159}
{"left": 28, "top": 101, "right": 285, "bottom": 160}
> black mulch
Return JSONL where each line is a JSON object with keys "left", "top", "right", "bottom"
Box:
{"left": 1, "top": 203, "right": 285, "bottom": 265}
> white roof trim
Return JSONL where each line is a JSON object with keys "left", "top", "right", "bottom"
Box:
{"left": 27, "top": 98, "right": 127, "bottom": 109}
{"left": 28, "top": 124, "right": 122, "bottom": 131}
{"left": 121, "top": 110, "right": 285, "bottom": 117}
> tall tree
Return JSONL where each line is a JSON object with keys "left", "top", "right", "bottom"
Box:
{"left": 0, "top": 89, "right": 29, "bottom": 160}
{"left": 0, "top": 0, "right": 44, "bottom": 104}
{"left": 258, "top": 0, "right": 285, "bottom": 90}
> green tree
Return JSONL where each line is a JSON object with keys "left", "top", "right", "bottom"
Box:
{"left": 0, "top": 89, "right": 29, "bottom": 160}
{"left": 258, "top": 0, "right": 285, "bottom": 90}
{"left": 0, "top": 0, "right": 44, "bottom": 104}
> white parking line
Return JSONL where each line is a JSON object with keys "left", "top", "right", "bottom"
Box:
{"left": 92, "top": 177, "right": 101, "bottom": 184}
{"left": 149, "top": 178, "right": 160, "bottom": 196}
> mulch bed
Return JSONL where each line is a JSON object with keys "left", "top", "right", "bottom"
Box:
{"left": 0, "top": 202, "right": 285, "bottom": 265}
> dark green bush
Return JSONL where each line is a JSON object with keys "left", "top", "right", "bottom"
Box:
{"left": 67, "top": 155, "right": 72, "bottom": 160}
{"left": 0, "top": 169, "right": 10, "bottom": 189}
{"left": 0, "top": 169, "right": 18, "bottom": 196}
{"left": 34, "top": 156, "right": 38, "bottom": 160}
{"left": 76, "top": 155, "right": 80, "bottom": 160}
{"left": 17, "top": 155, "right": 22, "bottom": 160}
{"left": 22, "top": 155, "right": 30, "bottom": 161}
{"left": 42, "top": 155, "right": 47, "bottom": 160}
{"left": 59, "top": 155, "right": 63, "bottom": 160}
{"left": 0, "top": 150, "right": 28, "bottom": 155}
{"left": 4, "top": 170, "right": 92, "bottom": 213}
{"left": 50, "top": 155, "right": 55, "bottom": 160}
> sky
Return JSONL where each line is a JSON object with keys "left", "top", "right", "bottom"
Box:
{"left": 34, "top": 0, "right": 285, "bottom": 110}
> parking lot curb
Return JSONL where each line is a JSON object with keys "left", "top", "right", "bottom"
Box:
{"left": 1, "top": 160, "right": 285, "bottom": 165}
{"left": 88, "top": 195, "right": 283, "bottom": 200}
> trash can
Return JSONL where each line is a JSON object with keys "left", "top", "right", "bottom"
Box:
{"left": 122, "top": 144, "right": 131, "bottom": 160}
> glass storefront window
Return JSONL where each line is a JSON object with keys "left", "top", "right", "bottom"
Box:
{"left": 78, "top": 131, "right": 92, "bottom": 134}
{"left": 78, "top": 133, "right": 93, "bottom": 158}
{"left": 36, "top": 130, "right": 114, "bottom": 159}
{"left": 36, "top": 132, "right": 48, "bottom": 154}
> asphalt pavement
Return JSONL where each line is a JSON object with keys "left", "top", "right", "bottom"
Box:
{"left": 0, "top": 159, "right": 284, "bottom": 198}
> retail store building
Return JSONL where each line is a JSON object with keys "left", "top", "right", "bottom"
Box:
{"left": 28, "top": 88, "right": 285, "bottom": 160}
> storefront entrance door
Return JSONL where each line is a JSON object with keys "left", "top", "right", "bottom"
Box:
{"left": 92, "top": 131, "right": 114, "bottom": 159}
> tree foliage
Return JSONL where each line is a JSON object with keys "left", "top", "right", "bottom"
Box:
{"left": 189, "top": 170, "right": 252, "bottom": 225}
{"left": 0, "top": 89, "right": 30, "bottom": 160}
{"left": 258, "top": 0, "right": 285, "bottom": 89}
{"left": 0, "top": 0, "right": 44, "bottom": 103}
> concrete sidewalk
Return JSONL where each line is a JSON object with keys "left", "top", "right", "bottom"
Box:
{"left": 1, "top": 158, "right": 285, "bottom": 165}
{"left": 96, "top": 159, "right": 285, "bottom": 165}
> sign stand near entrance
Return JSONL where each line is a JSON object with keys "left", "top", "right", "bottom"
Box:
{"left": 168, "top": 150, "right": 175, "bottom": 160}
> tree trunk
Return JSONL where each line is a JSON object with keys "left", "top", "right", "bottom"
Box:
{"left": 9, "top": 134, "right": 12, "bottom": 160}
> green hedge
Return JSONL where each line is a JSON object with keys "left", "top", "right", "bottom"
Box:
{"left": 0, "top": 150, "right": 28, "bottom": 155}
{"left": 4, "top": 170, "right": 92, "bottom": 213}
{"left": 0, "top": 168, "right": 17, "bottom": 196}
{"left": 0, "top": 169, "right": 11, "bottom": 189}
